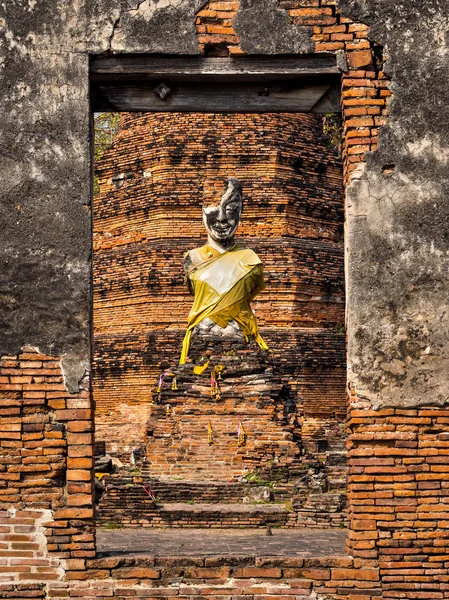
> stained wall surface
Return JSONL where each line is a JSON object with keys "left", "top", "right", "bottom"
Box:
{"left": 1, "top": 0, "right": 449, "bottom": 598}
{"left": 93, "top": 112, "right": 345, "bottom": 453}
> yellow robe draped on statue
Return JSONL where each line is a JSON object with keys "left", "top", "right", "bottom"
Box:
{"left": 180, "top": 244, "right": 268, "bottom": 364}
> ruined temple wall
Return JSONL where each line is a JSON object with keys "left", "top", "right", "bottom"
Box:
{"left": 2, "top": 0, "right": 449, "bottom": 597}
{"left": 93, "top": 112, "right": 346, "bottom": 454}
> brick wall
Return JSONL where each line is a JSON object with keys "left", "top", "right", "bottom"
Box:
{"left": 0, "top": 508, "right": 63, "bottom": 585}
{"left": 3, "top": 358, "right": 447, "bottom": 596}
{"left": 0, "top": 349, "right": 96, "bottom": 569}
{"left": 50, "top": 554, "right": 380, "bottom": 599}
{"left": 347, "top": 396, "right": 449, "bottom": 599}
{"left": 94, "top": 114, "right": 346, "bottom": 450}
{"left": 197, "top": 1, "right": 240, "bottom": 55}
{"left": 93, "top": 112, "right": 346, "bottom": 456}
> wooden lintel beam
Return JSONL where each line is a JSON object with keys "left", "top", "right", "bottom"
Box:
{"left": 89, "top": 54, "right": 340, "bottom": 83}
{"left": 91, "top": 81, "right": 341, "bottom": 113}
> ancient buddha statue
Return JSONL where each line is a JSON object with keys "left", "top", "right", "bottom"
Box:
{"left": 180, "top": 177, "right": 268, "bottom": 364}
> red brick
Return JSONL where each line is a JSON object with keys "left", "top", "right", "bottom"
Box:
{"left": 113, "top": 567, "right": 161, "bottom": 579}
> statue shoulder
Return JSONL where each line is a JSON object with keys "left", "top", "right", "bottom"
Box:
{"left": 234, "top": 245, "right": 262, "bottom": 265}
{"left": 183, "top": 246, "right": 209, "bottom": 274}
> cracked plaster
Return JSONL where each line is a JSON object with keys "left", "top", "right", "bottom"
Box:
{"left": 110, "top": 0, "right": 208, "bottom": 54}
{"left": 340, "top": 0, "right": 449, "bottom": 407}
{"left": 233, "top": 0, "right": 314, "bottom": 55}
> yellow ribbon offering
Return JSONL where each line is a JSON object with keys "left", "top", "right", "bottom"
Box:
{"left": 180, "top": 244, "right": 268, "bottom": 364}
{"left": 237, "top": 421, "right": 247, "bottom": 447}
{"left": 193, "top": 360, "right": 210, "bottom": 375}
{"left": 207, "top": 421, "right": 214, "bottom": 445}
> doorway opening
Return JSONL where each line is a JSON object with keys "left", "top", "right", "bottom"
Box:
{"left": 90, "top": 55, "right": 347, "bottom": 538}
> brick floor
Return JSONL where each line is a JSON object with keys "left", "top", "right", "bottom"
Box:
{"left": 97, "top": 527, "right": 347, "bottom": 557}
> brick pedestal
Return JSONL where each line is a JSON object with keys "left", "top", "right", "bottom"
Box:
{"left": 146, "top": 336, "right": 301, "bottom": 482}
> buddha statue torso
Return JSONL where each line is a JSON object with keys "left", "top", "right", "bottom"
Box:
{"left": 180, "top": 178, "right": 268, "bottom": 364}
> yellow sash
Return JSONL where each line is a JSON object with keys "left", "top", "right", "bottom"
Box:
{"left": 180, "top": 245, "right": 268, "bottom": 364}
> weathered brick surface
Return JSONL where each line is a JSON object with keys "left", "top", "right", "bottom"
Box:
{"left": 96, "top": 339, "right": 347, "bottom": 528}
{"left": 347, "top": 391, "right": 449, "bottom": 598}
{"left": 93, "top": 112, "right": 346, "bottom": 457}
{"left": 196, "top": 1, "right": 240, "bottom": 55}
{"left": 0, "top": 349, "right": 95, "bottom": 564}
{"left": 144, "top": 343, "right": 303, "bottom": 481}
{"left": 0, "top": 509, "right": 63, "bottom": 585}
{"left": 54, "top": 554, "right": 372, "bottom": 599}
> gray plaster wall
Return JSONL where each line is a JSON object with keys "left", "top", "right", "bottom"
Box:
{"left": 0, "top": 0, "right": 207, "bottom": 391}
{"left": 0, "top": 0, "right": 448, "bottom": 407}
{"left": 233, "top": 0, "right": 314, "bottom": 55}
{"left": 340, "top": 0, "right": 449, "bottom": 408}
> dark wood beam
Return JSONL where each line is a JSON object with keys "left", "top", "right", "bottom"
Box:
{"left": 91, "top": 80, "right": 341, "bottom": 113}
{"left": 90, "top": 55, "right": 341, "bottom": 113}
{"left": 90, "top": 54, "right": 340, "bottom": 83}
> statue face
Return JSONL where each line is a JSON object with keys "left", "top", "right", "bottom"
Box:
{"left": 203, "top": 178, "right": 243, "bottom": 244}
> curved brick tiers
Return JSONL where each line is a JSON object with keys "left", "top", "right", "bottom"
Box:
{"left": 93, "top": 112, "right": 347, "bottom": 530}
{"left": 93, "top": 112, "right": 345, "bottom": 457}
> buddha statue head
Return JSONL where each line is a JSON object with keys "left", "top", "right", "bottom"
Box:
{"left": 202, "top": 178, "right": 243, "bottom": 249}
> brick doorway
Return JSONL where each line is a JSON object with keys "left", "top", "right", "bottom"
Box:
{"left": 90, "top": 55, "right": 347, "bottom": 534}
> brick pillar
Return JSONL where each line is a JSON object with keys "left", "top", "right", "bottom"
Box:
{"left": 0, "top": 348, "right": 96, "bottom": 568}
{"left": 347, "top": 385, "right": 449, "bottom": 597}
